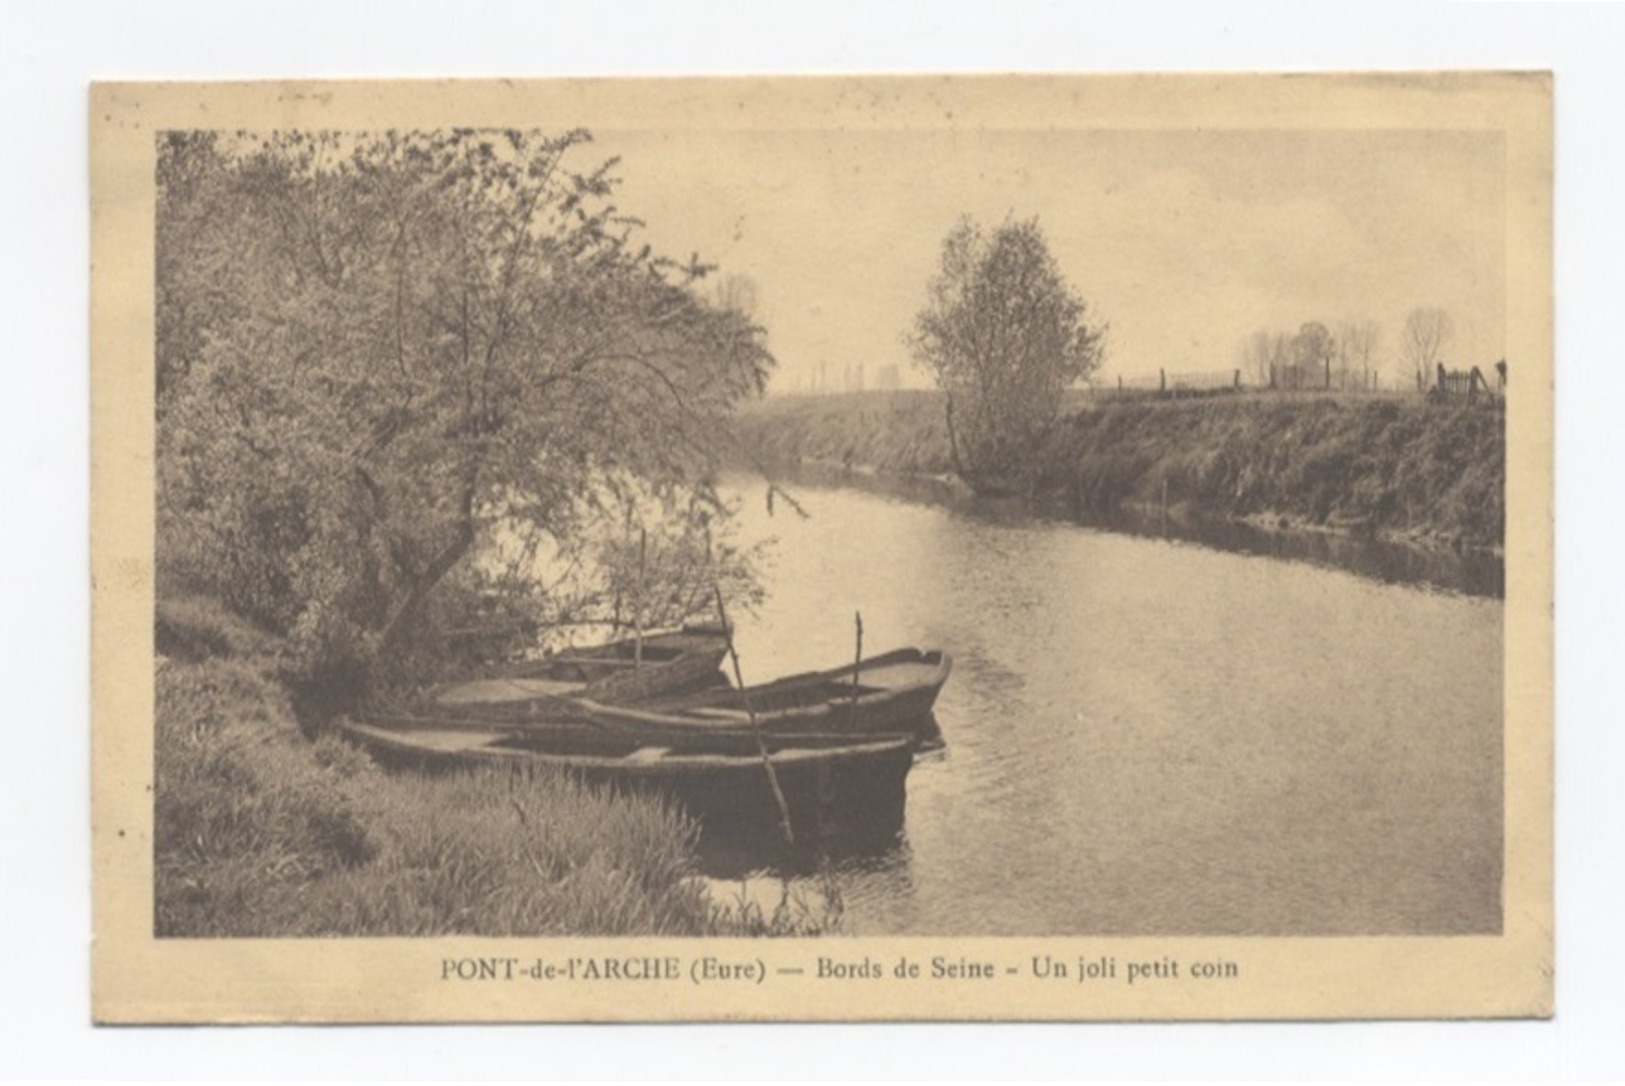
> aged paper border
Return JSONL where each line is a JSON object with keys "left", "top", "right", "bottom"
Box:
{"left": 91, "top": 73, "right": 1552, "bottom": 1023}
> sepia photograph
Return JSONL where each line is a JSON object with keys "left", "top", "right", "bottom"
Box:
{"left": 90, "top": 72, "right": 1553, "bottom": 1023}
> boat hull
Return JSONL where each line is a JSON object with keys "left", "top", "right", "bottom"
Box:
{"left": 336, "top": 715, "right": 916, "bottom": 825}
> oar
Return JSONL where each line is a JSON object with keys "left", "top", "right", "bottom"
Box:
{"left": 712, "top": 585, "right": 795, "bottom": 847}
{"left": 848, "top": 611, "right": 863, "bottom": 729}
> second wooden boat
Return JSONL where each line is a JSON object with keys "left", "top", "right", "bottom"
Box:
{"left": 575, "top": 647, "right": 952, "bottom": 739}
{"left": 429, "top": 624, "right": 730, "bottom": 718}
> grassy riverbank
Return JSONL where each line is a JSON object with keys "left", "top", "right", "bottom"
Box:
{"left": 154, "top": 595, "right": 835, "bottom": 937}
{"left": 736, "top": 391, "right": 1505, "bottom": 550}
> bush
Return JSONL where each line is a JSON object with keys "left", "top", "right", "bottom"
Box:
{"left": 739, "top": 393, "right": 1505, "bottom": 548}
{"left": 155, "top": 594, "right": 283, "bottom": 662}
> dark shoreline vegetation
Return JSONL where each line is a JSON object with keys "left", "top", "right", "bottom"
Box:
{"left": 153, "top": 596, "right": 840, "bottom": 937}
{"left": 733, "top": 390, "right": 1506, "bottom": 554}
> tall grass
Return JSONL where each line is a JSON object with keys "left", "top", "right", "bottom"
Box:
{"left": 736, "top": 392, "right": 1505, "bottom": 549}
{"left": 154, "top": 595, "right": 838, "bottom": 937}
{"left": 736, "top": 391, "right": 956, "bottom": 477}
{"left": 1034, "top": 398, "right": 1505, "bottom": 548}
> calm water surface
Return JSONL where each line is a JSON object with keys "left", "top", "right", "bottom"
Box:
{"left": 701, "top": 471, "right": 1502, "bottom": 936}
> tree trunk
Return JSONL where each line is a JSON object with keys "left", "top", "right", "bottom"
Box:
{"left": 944, "top": 392, "right": 968, "bottom": 479}
{"left": 377, "top": 474, "right": 478, "bottom": 655}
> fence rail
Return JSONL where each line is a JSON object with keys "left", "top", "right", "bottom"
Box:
{"left": 1089, "top": 359, "right": 1507, "bottom": 406}
{"left": 1427, "top": 361, "right": 1505, "bottom": 404}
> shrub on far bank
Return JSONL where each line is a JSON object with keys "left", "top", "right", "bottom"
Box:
{"left": 737, "top": 393, "right": 1506, "bottom": 550}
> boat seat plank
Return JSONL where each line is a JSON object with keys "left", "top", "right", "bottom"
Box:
{"left": 853, "top": 661, "right": 944, "bottom": 688}
{"left": 683, "top": 707, "right": 753, "bottom": 721}
{"left": 377, "top": 727, "right": 510, "bottom": 752}
{"left": 434, "top": 677, "right": 582, "bottom": 706}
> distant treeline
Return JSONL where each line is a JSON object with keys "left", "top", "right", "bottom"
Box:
{"left": 734, "top": 391, "right": 1505, "bottom": 550}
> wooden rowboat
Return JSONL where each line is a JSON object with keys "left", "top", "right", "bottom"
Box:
{"left": 430, "top": 624, "right": 729, "bottom": 718}
{"left": 576, "top": 648, "right": 951, "bottom": 739}
{"left": 335, "top": 713, "right": 916, "bottom": 821}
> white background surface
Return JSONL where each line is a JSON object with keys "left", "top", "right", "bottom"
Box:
{"left": 4, "top": 2, "right": 1621, "bottom": 1079}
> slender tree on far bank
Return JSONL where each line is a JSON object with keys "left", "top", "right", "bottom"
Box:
{"left": 907, "top": 217, "right": 1105, "bottom": 489}
{"left": 1238, "top": 329, "right": 1277, "bottom": 387}
{"left": 1402, "top": 306, "right": 1454, "bottom": 387}
{"left": 1337, "top": 318, "right": 1382, "bottom": 389}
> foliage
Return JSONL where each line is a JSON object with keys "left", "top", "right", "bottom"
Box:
{"left": 1240, "top": 315, "right": 1397, "bottom": 392}
{"left": 907, "top": 217, "right": 1105, "bottom": 485}
{"left": 1292, "top": 321, "right": 1334, "bottom": 383}
{"left": 1237, "top": 329, "right": 1287, "bottom": 387}
{"left": 733, "top": 390, "right": 960, "bottom": 478}
{"left": 1035, "top": 397, "right": 1505, "bottom": 548}
{"left": 156, "top": 129, "right": 772, "bottom": 707}
{"left": 733, "top": 391, "right": 1505, "bottom": 549}
{"left": 1336, "top": 318, "right": 1382, "bottom": 385}
{"left": 471, "top": 472, "right": 768, "bottom": 654}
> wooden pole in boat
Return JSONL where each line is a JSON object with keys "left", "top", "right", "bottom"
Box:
{"left": 849, "top": 611, "right": 864, "bottom": 727}
{"left": 634, "top": 526, "right": 646, "bottom": 669}
{"left": 712, "top": 585, "right": 795, "bottom": 846}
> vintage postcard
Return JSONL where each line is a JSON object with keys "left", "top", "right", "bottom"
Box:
{"left": 91, "top": 73, "right": 1552, "bottom": 1023}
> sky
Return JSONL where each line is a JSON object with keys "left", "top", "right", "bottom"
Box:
{"left": 591, "top": 127, "right": 1506, "bottom": 392}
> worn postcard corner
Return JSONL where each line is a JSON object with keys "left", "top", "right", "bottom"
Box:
{"left": 91, "top": 72, "right": 1551, "bottom": 1024}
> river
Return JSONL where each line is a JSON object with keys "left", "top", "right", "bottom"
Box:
{"left": 698, "top": 469, "right": 1503, "bottom": 937}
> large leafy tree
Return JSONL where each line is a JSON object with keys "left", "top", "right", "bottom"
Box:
{"left": 907, "top": 217, "right": 1105, "bottom": 487}
{"left": 156, "top": 129, "right": 771, "bottom": 696}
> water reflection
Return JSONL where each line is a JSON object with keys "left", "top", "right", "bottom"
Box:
{"left": 689, "top": 783, "right": 909, "bottom": 880}
{"left": 711, "top": 470, "right": 1502, "bottom": 935}
{"left": 769, "top": 462, "right": 1503, "bottom": 599}
{"left": 683, "top": 715, "right": 942, "bottom": 879}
